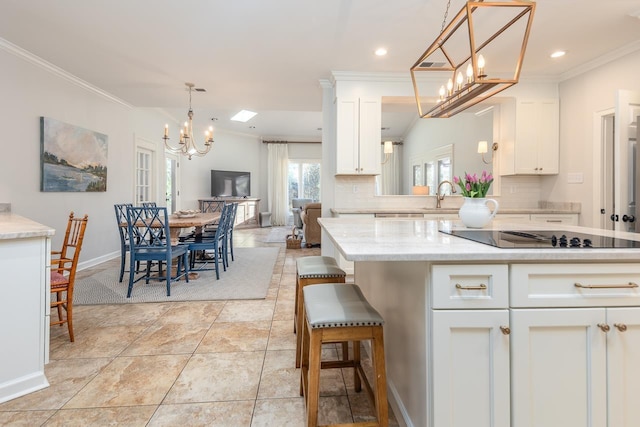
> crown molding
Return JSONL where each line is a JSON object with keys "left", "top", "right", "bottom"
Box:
{"left": 331, "top": 71, "right": 412, "bottom": 83}
{"left": 559, "top": 39, "right": 640, "bottom": 82}
{"left": 0, "top": 37, "right": 132, "bottom": 109}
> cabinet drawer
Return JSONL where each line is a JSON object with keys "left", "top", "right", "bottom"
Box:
{"left": 432, "top": 264, "right": 509, "bottom": 309}
{"left": 511, "top": 263, "right": 640, "bottom": 307}
{"left": 529, "top": 214, "right": 578, "bottom": 225}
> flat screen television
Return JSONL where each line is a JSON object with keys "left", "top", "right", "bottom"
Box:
{"left": 211, "top": 170, "right": 251, "bottom": 197}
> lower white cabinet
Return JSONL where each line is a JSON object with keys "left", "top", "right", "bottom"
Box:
{"left": 530, "top": 213, "right": 579, "bottom": 225}
{"left": 511, "top": 307, "right": 640, "bottom": 427}
{"left": 511, "top": 308, "right": 608, "bottom": 427}
{"left": 606, "top": 307, "right": 640, "bottom": 427}
{"left": 431, "top": 310, "right": 511, "bottom": 427}
{"left": 430, "top": 263, "right": 640, "bottom": 427}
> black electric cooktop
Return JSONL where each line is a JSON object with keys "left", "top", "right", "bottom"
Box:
{"left": 440, "top": 229, "right": 640, "bottom": 249}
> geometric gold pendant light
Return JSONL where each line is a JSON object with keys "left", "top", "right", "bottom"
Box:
{"left": 410, "top": 0, "right": 536, "bottom": 118}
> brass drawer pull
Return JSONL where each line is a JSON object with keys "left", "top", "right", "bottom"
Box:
{"left": 614, "top": 323, "right": 628, "bottom": 332}
{"left": 500, "top": 326, "right": 510, "bottom": 335}
{"left": 455, "top": 283, "right": 487, "bottom": 291}
{"left": 574, "top": 282, "right": 638, "bottom": 289}
{"left": 597, "top": 323, "right": 610, "bottom": 332}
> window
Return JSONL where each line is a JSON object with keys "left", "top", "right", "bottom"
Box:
{"left": 135, "top": 147, "right": 153, "bottom": 204}
{"left": 412, "top": 144, "right": 453, "bottom": 195}
{"left": 288, "top": 160, "right": 321, "bottom": 206}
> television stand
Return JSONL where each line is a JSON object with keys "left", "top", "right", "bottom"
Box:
{"left": 198, "top": 197, "right": 260, "bottom": 227}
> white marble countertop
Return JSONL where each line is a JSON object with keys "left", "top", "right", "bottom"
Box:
{"left": 330, "top": 207, "right": 579, "bottom": 215}
{"left": 319, "top": 217, "right": 640, "bottom": 262}
{"left": 0, "top": 213, "right": 55, "bottom": 240}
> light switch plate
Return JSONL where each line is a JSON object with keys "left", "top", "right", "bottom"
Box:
{"left": 567, "top": 172, "right": 584, "bottom": 183}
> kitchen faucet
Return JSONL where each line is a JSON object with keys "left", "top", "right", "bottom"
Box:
{"left": 436, "top": 180, "right": 456, "bottom": 208}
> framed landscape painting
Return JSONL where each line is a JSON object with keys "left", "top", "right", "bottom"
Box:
{"left": 40, "top": 117, "right": 108, "bottom": 192}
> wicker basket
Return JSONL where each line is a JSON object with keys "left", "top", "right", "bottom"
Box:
{"left": 286, "top": 227, "right": 303, "bottom": 249}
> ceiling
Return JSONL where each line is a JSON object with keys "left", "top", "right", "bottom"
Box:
{"left": 1, "top": 0, "right": 639, "bottom": 141}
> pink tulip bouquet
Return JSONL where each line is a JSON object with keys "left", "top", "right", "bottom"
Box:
{"left": 453, "top": 171, "right": 494, "bottom": 198}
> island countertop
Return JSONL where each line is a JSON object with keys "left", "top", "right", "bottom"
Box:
{"left": 318, "top": 217, "right": 640, "bottom": 262}
{"left": 0, "top": 213, "right": 55, "bottom": 240}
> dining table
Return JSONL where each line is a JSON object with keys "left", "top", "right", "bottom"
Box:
{"left": 121, "top": 211, "right": 222, "bottom": 280}
{"left": 166, "top": 212, "right": 221, "bottom": 245}
{"left": 121, "top": 211, "right": 222, "bottom": 245}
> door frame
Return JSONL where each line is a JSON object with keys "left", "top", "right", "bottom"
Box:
{"left": 593, "top": 108, "right": 614, "bottom": 229}
{"left": 165, "top": 152, "right": 181, "bottom": 212}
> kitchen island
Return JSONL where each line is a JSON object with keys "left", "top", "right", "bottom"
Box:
{"left": 0, "top": 213, "right": 54, "bottom": 403}
{"left": 319, "top": 217, "right": 640, "bottom": 427}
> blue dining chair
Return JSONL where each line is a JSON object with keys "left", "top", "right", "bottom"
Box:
{"left": 125, "top": 206, "right": 189, "bottom": 297}
{"left": 223, "top": 202, "right": 238, "bottom": 264}
{"left": 114, "top": 203, "right": 139, "bottom": 283}
{"left": 184, "top": 203, "right": 232, "bottom": 280}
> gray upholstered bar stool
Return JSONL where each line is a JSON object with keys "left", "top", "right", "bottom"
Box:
{"left": 300, "top": 283, "right": 388, "bottom": 427}
{"left": 295, "top": 256, "right": 347, "bottom": 368}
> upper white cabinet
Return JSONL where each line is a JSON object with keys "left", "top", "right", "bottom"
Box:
{"left": 499, "top": 98, "right": 559, "bottom": 175}
{"left": 335, "top": 97, "right": 381, "bottom": 175}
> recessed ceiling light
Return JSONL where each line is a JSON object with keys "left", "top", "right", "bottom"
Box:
{"left": 231, "top": 110, "right": 257, "bottom": 122}
{"left": 375, "top": 47, "right": 388, "bottom": 56}
{"left": 550, "top": 50, "right": 566, "bottom": 59}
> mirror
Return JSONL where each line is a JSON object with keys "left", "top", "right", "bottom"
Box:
{"left": 378, "top": 96, "right": 498, "bottom": 196}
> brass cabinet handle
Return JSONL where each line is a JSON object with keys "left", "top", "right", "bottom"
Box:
{"left": 614, "top": 323, "right": 628, "bottom": 332}
{"left": 455, "top": 283, "right": 487, "bottom": 291}
{"left": 597, "top": 323, "right": 610, "bottom": 332}
{"left": 500, "top": 326, "right": 510, "bottom": 335}
{"left": 575, "top": 282, "right": 638, "bottom": 289}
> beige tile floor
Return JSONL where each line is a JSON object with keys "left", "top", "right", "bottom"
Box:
{"left": 0, "top": 226, "right": 399, "bottom": 426}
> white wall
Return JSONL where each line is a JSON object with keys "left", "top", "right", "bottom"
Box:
{"left": 0, "top": 47, "right": 141, "bottom": 266}
{"left": 177, "top": 130, "right": 266, "bottom": 210}
{"left": 543, "top": 50, "right": 640, "bottom": 227}
{"left": 0, "top": 46, "right": 273, "bottom": 268}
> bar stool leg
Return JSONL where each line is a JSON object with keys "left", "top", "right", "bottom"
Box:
{"left": 307, "top": 329, "right": 322, "bottom": 427}
{"left": 373, "top": 327, "right": 389, "bottom": 427}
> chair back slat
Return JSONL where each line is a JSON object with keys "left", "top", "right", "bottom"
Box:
{"left": 126, "top": 206, "right": 170, "bottom": 249}
{"left": 201, "top": 200, "right": 225, "bottom": 213}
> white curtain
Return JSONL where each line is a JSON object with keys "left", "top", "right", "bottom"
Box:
{"left": 267, "top": 143, "right": 289, "bottom": 226}
{"left": 380, "top": 144, "right": 402, "bottom": 195}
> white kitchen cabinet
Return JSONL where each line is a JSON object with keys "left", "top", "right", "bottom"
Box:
{"left": 511, "top": 308, "right": 608, "bottom": 427}
{"left": 494, "top": 213, "right": 531, "bottom": 222}
{"left": 430, "top": 264, "right": 511, "bottom": 427}
{"left": 606, "top": 307, "right": 640, "bottom": 427}
{"left": 335, "top": 97, "right": 381, "bottom": 175}
{"left": 0, "top": 233, "right": 51, "bottom": 403}
{"left": 510, "top": 263, "right": 640, "bottom": 427}
{"left": 431, "top": 310, "right": 511, "bottom": 427}
{"left": 500, "top": 99, "right": 559, "bottom": 176}
{"left": 423, "top": 213, "right": 459, "bottom": 220}
{"left": 530, "top": 213, "right": 579, "bottom": 225}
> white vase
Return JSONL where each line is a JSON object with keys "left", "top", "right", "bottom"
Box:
{"left": 458, "top": 197, "right": 499, "bottom": 228}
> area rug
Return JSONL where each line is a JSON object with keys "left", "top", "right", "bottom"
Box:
{"left": 74, "top": 247, "right": 280, "bottom": 305}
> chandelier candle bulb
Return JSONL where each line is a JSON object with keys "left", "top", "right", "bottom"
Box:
{"left": 477, "top": 54, "right": 486, "bottom": 78}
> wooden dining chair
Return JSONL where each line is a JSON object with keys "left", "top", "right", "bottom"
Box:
{"left": 51, "top": 211, "right": 89, "bottom": 342}
{"left": 126, "top": 206, "right": 189, "bottom": 297}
